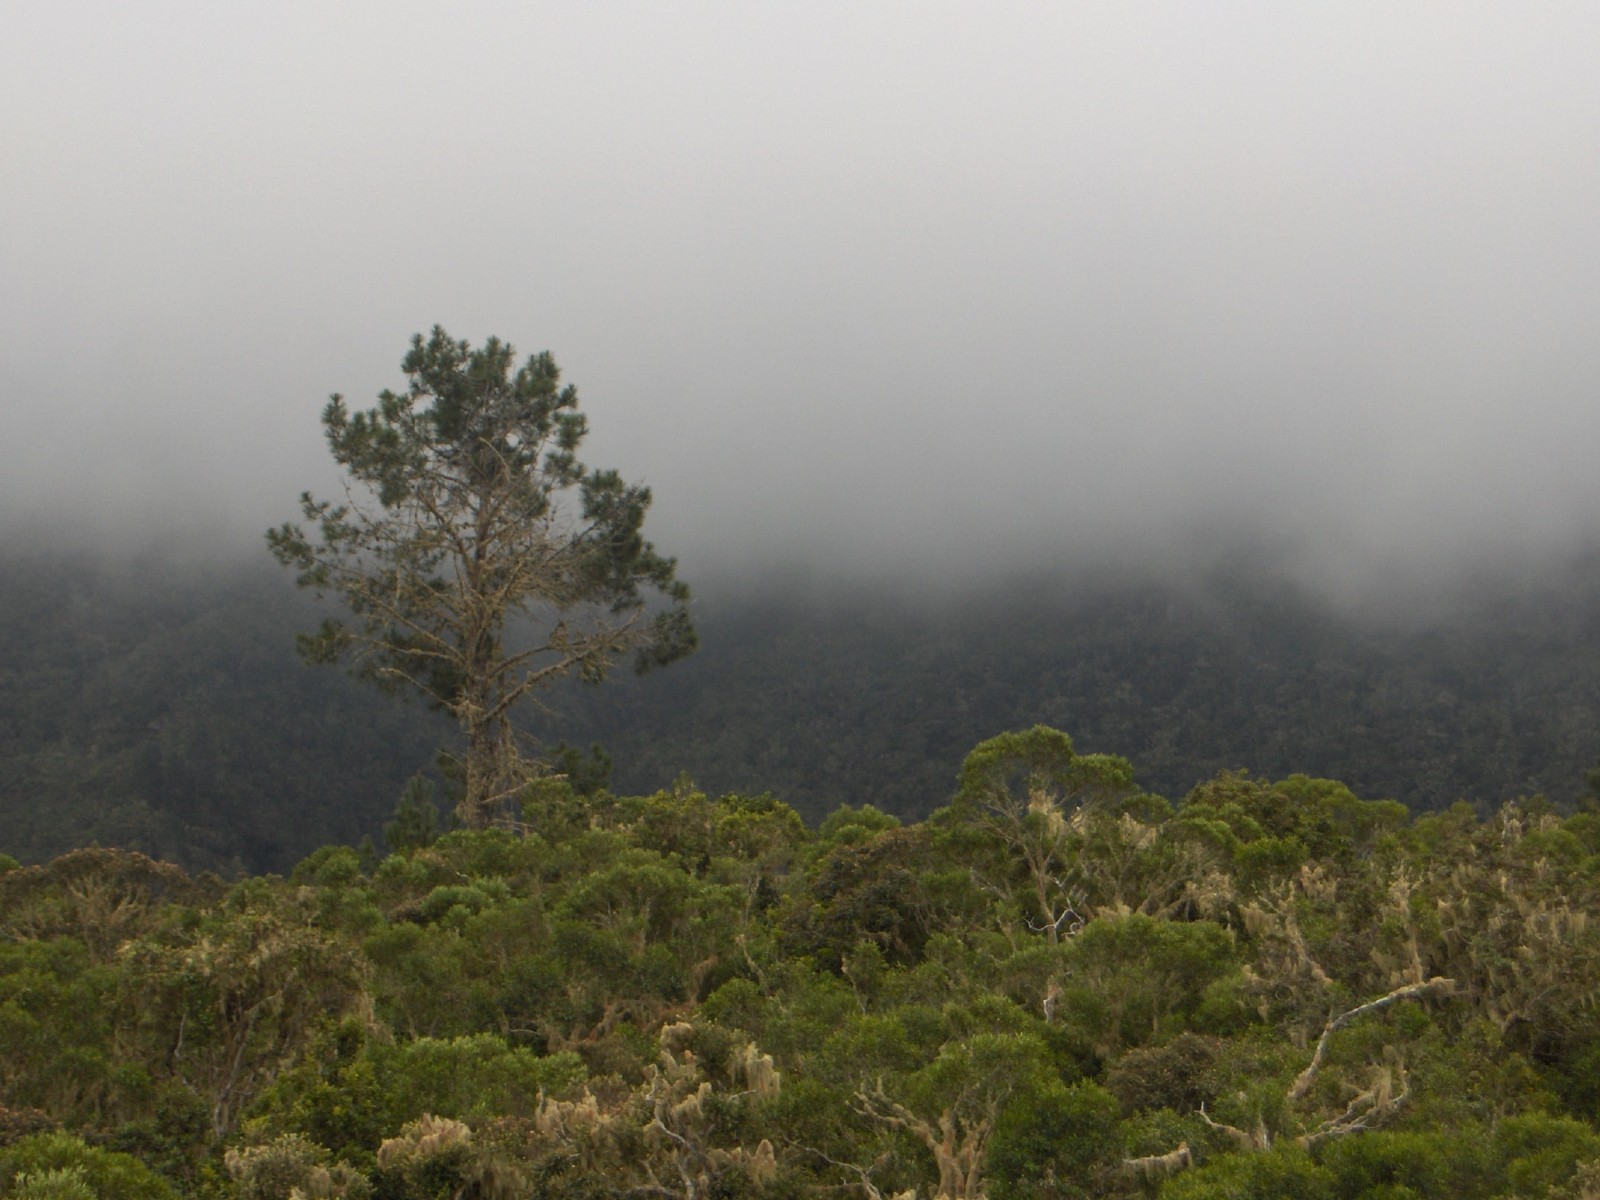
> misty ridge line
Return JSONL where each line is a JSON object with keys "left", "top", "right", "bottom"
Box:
{"left": 4, "top": 517, "right": 1600, "bottom": 875}
{"left": 9, "top": 505, "right": 1600, "bottom": 632}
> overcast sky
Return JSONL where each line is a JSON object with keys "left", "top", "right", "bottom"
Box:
{"left": 6, "top": 3, "right": 1600, "bottom": 600}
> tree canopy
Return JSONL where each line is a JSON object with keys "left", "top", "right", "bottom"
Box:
{"left": 267, "top": 327, "right": 695, "bottom": 827}
{"left": 5, "top": 733, "right": 1600, "bottom": 1199}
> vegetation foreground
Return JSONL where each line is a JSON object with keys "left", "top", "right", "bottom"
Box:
{"left": 4, "top": 728, "right": 1600, "bottom": 1200}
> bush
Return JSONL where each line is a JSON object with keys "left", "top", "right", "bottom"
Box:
{"left": 225, "top": 1134, "right": 370, "bottom": 1200}
{"left": 1104, "top": 1033, "right": 1222, "bottom": 1115}
{"left": 1162, "top": 1143, "right": 1334, "bottom": 1200}
{"left": 987, "top": 1080, "right": 1122, "bottom": 1200}
{"left": 0, "top": 1132, "right": 175, "bottom": 1200}
{"left": 10, "top": 1167, "right": 97, "bottom": 1200}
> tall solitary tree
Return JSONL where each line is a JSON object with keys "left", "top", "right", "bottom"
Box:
{"left": 268, "top": 327, "right": 695, "bottom": 828}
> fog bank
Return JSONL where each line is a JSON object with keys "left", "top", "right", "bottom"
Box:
{"left": 7, "top": 4, "right": 1600, "bottom": 607}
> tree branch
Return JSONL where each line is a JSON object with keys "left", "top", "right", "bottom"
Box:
{"left": 1287, "top": 977, "right": 1452, "bottom": 1104}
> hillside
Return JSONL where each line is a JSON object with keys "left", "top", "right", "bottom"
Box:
{"left": 3, "top": 546, "right": 1600, "bottom": 872}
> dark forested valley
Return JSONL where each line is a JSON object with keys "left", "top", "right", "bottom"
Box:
{"left": 4, "top": 546, "right": 1600, "bottom": 874}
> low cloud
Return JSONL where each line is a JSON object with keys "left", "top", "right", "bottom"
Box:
{"left": 6, "top": 4, "right": 1600, "bottom": 606}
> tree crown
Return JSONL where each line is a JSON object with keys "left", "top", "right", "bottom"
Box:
{"left": 268, "top": 327, "right": 694, "bottom": 825}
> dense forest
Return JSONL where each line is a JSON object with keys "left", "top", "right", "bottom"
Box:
{"left": 7, "top": 546, "right": 1600, "bottom": 1196}
{"left": 5, "top": 545, "right": 1600, "bottom": 874}
{"left": 5, "top": 732, "right": 1600, "bottom": 1198}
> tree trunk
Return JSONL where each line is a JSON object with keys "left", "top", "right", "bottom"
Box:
{"left": 458, "top": 688, "right": 517, "bottom": 829}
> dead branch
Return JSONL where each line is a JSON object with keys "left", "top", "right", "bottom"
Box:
{"left": 1296, "top": 1064, "right": 1411, "bottom": 1150}
{"left": 1198, "top": 1103, "right": 1268, "bottom": 1152}
{"left": 1287, "top": 977, "right": 1452, "bottom": 1103}
{"left": 1122, "top": 1141, "right": 1193, "bottom": 1182}
{"left": 798, "top": 1145, "right": 903, "bottom": 1200}
{"left": 854, "top": 1081, "right": 990, "bottom": 1200}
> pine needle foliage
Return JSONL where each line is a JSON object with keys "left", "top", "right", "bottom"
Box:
{"left": 268, "top": 328, "right": 695, "bottom": 827}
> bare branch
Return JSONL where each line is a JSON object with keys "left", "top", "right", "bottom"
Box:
{"left": 1122, "top": 1142, "right": 1192, "bottom": 1182}
{"left": 1287, "top": 977, "right": 1452, "bottom": 1104}
{"left": 1198, "top": 1103, "right": 1267, "bottom": 1152}
{"left": 1297, "top": 1064, "right": 1412, "bottom": 1150}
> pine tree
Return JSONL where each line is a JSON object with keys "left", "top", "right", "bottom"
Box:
{"left": 268, "top": 327, "right": 695, "bottom": 827}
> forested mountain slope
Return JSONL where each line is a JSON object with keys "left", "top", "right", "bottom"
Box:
{"left": 0, "top": 550, "right": 450, "bottom": 873}
{"left": 559, "top": 569, "right": 1600, "bottom": 822}
{"left": 4, "top": 546, "right": 1600, "bottom": 873}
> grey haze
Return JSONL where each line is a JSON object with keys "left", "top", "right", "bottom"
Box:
{"left": 5, "top": 3, "right": 1600, "bottom": 606}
